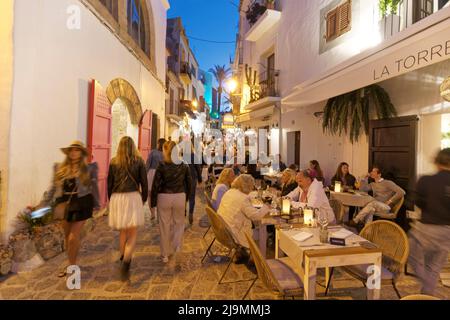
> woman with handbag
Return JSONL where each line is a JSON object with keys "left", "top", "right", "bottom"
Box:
{"left": 38, "top": 140, "right": 100, "bottom": 278}
{"left": 107, "top": 136, "right": 148, "bottom": 280}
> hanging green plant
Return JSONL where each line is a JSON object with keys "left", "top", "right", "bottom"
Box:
{"left": 322, "top": 84, "right": 397, "bottom": 143}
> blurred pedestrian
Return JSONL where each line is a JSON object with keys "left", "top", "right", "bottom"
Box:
{"left": 408, "top": 148, "right": 450, "bottom": 296}
{"left": 146, "top": 138, "right": 166, "bottom": 221}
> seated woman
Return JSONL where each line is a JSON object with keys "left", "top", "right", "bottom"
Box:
{"left": 331, "top": 162, "right": 356, "bottom": 190}
{"left": 309, "top": 160, "right": 325, "bottom": 184}
{"left": 280, "top": 168, "right": 298, "bottom": 197}
{"left": 211, "top": 168, "right": 236, "bottom": 211}
{"left": 217, "top": 174, "right": 270, "bottom": 263}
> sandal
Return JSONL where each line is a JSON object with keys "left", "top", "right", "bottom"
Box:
{"left": 57, "top": 266, "right": 68, "bottom": 278}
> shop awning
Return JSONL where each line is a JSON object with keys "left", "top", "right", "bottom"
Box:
{"left": 283, "top": 8, "right": 450, "bottom": 107}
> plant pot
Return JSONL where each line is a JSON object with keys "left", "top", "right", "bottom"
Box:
{"left": 379, "top": 14, "right": 401, "bottom": 40}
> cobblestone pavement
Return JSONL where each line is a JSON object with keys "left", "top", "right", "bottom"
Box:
{"left": 0, "top": 191, "right": 449, "bottom": 300}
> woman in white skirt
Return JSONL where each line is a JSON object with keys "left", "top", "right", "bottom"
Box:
{"left": 151, "top": 141, "right": 192, "bottom": 264}
{"left": 108, "top": 136, "right": 148, "bottom": 279}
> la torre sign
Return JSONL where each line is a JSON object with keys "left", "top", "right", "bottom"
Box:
{"left": 373, "top": 39, "right": 450, "bottom": 81}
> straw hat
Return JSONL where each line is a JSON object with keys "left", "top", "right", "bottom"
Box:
{"left": 61, "top": 140, "right": 89, "bottom": 156}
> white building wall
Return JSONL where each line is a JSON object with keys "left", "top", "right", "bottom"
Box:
{"left": 4, "top": 0, "right": 168, "bottom": 239}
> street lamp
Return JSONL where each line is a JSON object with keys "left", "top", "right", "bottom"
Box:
{"left": 225, "top": 78, "right": 238, "bottom": 94}
{"left": 191, "top": 99, "right": 199, "bottom": 109}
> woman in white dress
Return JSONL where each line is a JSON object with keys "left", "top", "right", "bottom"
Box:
{"left": 108, "top": 136, "right": 148, "bottom": 280}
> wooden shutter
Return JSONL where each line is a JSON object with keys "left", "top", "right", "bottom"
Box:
{"left": 325, "top": 0, "right": 352, "bottom": 42}
{"left": 326, "top": 8, "right": 338, "bottom": 41}
{"left": 138, "top": 110, "right": 153, "bottom": 161}
{"left": 338, "top": 0, "right": 352, "bottom": 34}
{"left": 87, "top": 79, "right": 112, "bottom": 208}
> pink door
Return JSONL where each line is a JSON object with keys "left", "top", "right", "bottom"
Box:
{"left": 138, "top": 110, "right": 153, "bottom": 161}
{"left": 87, "top": 79, "right": 112, "bottom": 208}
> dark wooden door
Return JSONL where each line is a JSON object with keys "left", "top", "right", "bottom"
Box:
{"left": 369, "top": 115, "right": 418, "bottom": 211}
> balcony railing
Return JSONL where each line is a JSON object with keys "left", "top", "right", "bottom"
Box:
{"left": 259, "top": 69, "right": 280, "bottom": 99}
{"left": 380, "top": 0, "right": 449, "bottom": 39}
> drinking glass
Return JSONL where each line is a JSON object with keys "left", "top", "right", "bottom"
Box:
{"left": 317, "top": 210, "right": 329, "bottom": 230}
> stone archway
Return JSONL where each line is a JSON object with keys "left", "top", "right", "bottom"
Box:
{"left": 106, "top": 78, "right": 143, "bottom": 124}
{"left": 106, "top": 78, "right": 143, "bottom": 157}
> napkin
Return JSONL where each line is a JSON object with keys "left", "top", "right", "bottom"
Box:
{"left": 292, "top": 231, "right": 313, "bottom": 242}
{"left": 331, "top": 228, "right": 354, "bottom": 239}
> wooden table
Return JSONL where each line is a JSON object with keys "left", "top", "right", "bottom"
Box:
{"left": 276, "top": 227, "right": 382, "bottom": 300}
{"left": 330, "top": 191, "right": 374, "bottom": 208}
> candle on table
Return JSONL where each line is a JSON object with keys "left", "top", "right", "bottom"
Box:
{"left": 304, "top": 208, "right": 313, "bottom": 226}
{"left": 335, "top": 181, "right": 342, "bottom": 193}
{"left": 282, "top": 199, "right": 291, "bottom": 215}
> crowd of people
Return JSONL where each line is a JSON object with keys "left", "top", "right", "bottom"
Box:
{"left": 34, "top": 137, "right": 449, "bottom": 296}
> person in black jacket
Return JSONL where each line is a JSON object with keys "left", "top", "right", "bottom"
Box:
{"left": 408, "top": 148, "right": 450, "bottom": 295}
{"left": 107, "top": 136, "right": 148, "bottom": 280}
{"left": 151, "top": 141, "right": 192, "bottom": 264}
{"left": 188, "top": 145, "right": 203, "bottom": 225}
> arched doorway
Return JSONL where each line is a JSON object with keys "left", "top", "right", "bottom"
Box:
{"left": 106, "top": 78, "right": 143, "bottom": 157}
{"left": 88, "top": 78, "right": 150, "bottom": 209}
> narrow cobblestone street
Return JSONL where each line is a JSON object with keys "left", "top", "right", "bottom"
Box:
{"left": 0, "top": 192, "right": 449, "bottom": 300}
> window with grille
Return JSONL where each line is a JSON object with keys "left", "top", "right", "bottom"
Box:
{"left": 325, "top": 0, "right": 352, "bottom": 42}
{"left": 413, "top": 0, "right": 434, "bottom": 23}
{"left": 99, "top": 0, "right": 118, "bottom": 21}
{"left": 127, "top": 0, "right": 150, "bottom": 56}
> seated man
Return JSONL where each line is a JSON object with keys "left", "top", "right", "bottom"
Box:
{"left": 286, "top": 169, "right": 336, "bottom": 224}
{"left": 218, "top": 174, "right": 270, "bottom": 264}
{"left": 347, "top": 166, "right": 405, "bottom": 228}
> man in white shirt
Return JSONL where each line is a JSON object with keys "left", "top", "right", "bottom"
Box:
{"left": 287, "top": 170, "right": 336, "bottom": 224}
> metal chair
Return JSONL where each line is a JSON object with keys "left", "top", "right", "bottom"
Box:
{"left": 243, "top": 232, "right": 304, "bottom": 300}
{"left": 201, "top": 191, "right": 214, "bottom": 239}
{"left": 202, "top": 206, "right": 246, "bottom": 284}
{"left": 325, "top": 220, "right": 410, "bottom": 299}
{"left": 375, "top": 197, "right": 404, "bottom": 220}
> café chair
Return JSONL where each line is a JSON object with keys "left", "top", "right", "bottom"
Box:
{"left": 202, "top": 206, "right": 251, "bottom": 285}
{"left": 401, "top": 294, "right": 440, "bottom": 300}
{"left": 374, "top": 197, "right": 404, "bottom": 221}
{"left": 329, "top": 199, "right": 345, "bottom": 224}
{"left": 243, "top": 232, "right": 304, "bottom": 300}
{"left": 202, "top": 191, "right": 214, "bottom": 239}
{"left": 326, "top": 220, "right": 409, "bottom": 299}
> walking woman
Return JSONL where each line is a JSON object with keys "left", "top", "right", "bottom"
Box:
{"left": 151, "top": 141, "right": 192, "bottom": 264}
{"left": 146, "top": 138, "right": 166, "bottom": 221}
{"left": 108, "top": 136, "right": 148, "bottom": 279}
{"left": 38, "top": 141, "right": 100, "bottom": 277}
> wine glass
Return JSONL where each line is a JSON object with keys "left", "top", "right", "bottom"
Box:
{"left": 317, "top": 210, "right": 329, "bottom": 230}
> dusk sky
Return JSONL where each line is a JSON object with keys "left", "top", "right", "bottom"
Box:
{"left": 168, "top": 0, "right": 239, "bottom": 74}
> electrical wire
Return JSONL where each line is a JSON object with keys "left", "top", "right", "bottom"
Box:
{"left": 186, "top": 35, "right": 236, "bottom": 44}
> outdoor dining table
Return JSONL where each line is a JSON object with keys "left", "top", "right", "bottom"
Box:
{"left": 330, "top": 191, "right": 374, "bottom": 208}
{"left": 275, "top": 226, "right": 382, "bottom": 300}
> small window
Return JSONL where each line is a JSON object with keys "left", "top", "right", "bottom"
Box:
{"left": 325, "top": 0, "right": 352, "bottom": 42}
{"left": 413, "top": 0, "right": 434, "bottom": 23}
{"left": 127, "top": 0, "right": 150, "bottom": 56}
{"left": 99, "top": 0, "right": 118, "bottom": 21}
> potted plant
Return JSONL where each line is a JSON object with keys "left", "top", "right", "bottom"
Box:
{"left": 322, "top": 84, "right": 397, "bottom": 143}
{"left": 379, "top": 0, "right": 402, "bottom": 39}
{"left": 245, "top": 1, "right": 267, "bottom": 26}
{"left": 266, "top": 0, "right": 276, "bottom": 10}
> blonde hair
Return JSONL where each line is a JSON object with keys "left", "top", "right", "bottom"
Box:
{"left": 163, "top": 141, "right": 177, "bottom": 164}
{"left": 231, "top": 174, "right": 255, "bottom": 195}
{"left": 217, "top": 168, "right": 235, "bottom": 187}
{"left": 112, "top": 136, "right": 142, "bottom": 171}
{"left": 55, "top": 153, "right": 90, "bottom": 186}
{"left": 282, "top": 168, "right": 296, "bottom": 185}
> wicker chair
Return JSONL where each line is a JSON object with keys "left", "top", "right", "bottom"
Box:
{"left": 243, "top": 232, "right": 304, "bottom": 300}
{"left": 201, "top": 206, "right": 245, "bottom": 284}
{"left": 326, "top": 220, "right": 410, "bottom": 299}
{"left": 329, "top": 199, "right": 345, "bottom": 224}
{"left": 401, "top": 294, "right": 441, "bottom": 300}
{"left": 375, "top": 197, "right": 404, "bottom": 220}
